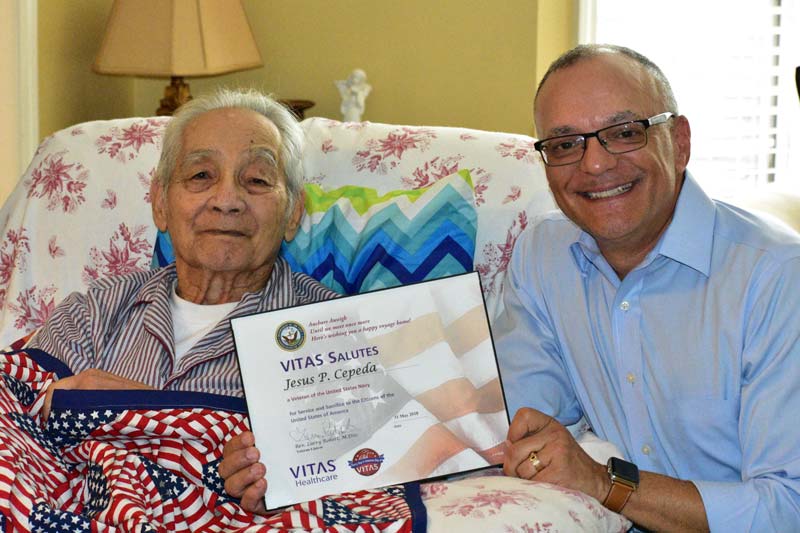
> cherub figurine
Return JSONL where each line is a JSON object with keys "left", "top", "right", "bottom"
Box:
{"left": 335, "top": 69, "right": 372, "bottom": 122}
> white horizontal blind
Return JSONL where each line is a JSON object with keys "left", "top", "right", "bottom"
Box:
{"left": 589, "top": 0, "right": 799, "bottom": 197}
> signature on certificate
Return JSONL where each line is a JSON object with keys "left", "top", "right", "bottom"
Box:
{"left": 290, "top": 417, "right": 360, "bottom": 443}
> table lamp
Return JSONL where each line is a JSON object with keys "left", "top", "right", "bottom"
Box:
{"left": 93, "top": 0, "right": 263, "bottom": 116}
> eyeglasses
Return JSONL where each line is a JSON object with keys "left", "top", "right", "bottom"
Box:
{"left": 534, "top": 112, "right": 675, "bottom": 167}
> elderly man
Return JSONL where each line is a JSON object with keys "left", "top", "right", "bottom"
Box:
{"left": 28, "top": 88, "right": 337, "bottom": 419}
{"left": 497, "top": 44, "right": 800, "bottom": 531}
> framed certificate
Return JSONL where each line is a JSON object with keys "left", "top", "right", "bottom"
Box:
{"left": 231, "top": 272, "right": 510, "bottom": 509}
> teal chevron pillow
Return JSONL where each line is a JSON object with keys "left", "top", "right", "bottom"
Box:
{"left": 282, "top": 169, "right": 476, "bottom": 294}
{"left": 151, "top": 169, "right": 477, "bottom": 295}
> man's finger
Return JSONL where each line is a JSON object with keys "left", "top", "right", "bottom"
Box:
{"left": 222, "top": 432, "right": 255, "bottom": 458}
{"left": 507, "top": 407, "right": 554, "bottom": 442}
{"left": 240, "top": 477, "right": 268, "bottom": 515}
{"left": 219, "top": 447, "right": 260, "bottom": 481}
{"left": 224, "top": 461, "right": 265, "bottom": 499}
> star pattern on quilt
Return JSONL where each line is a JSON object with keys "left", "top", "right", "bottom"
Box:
{"left": 82, "top": 463, "right": 110, "bottom": 518}
{"left": 322, "top": 498, "right": 380, "bottom": 524}
{"left": 29, "top": 502, "right": 93, "bottom": 532}
{"left": 9, "top": 412, "right": 61, "bottom": 458}
{"left": 203, "top": 457, "right": 234, "bottom": 501}
{"left": 142, "top": 456, "right": 189, "bottom": 500}
{"left": 45, "top": 406, "right": 120, "bottom": 448}
{"left": 2, "top": 373, "right": 35, "bottom": 406}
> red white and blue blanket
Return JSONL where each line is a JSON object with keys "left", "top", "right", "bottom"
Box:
{"left": 0, "top": 348, "right": 426, "bottom": 532}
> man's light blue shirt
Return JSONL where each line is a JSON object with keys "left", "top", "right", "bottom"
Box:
{"left": 495, "top": 174, "right": 800, "bottom": 531}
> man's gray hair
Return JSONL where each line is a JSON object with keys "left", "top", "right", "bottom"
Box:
{"left": 535, "top": 44, "right": 679, "bottom": 114}
{"left": 155, "top": 88, "right": 305, "bottom": 209}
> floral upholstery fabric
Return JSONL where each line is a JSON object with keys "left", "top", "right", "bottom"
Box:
{"left": 0, "top": 118, "right": 167, "bottom": 349}
{"left": 422, "top": 470, "right": 630, "bottom": 532}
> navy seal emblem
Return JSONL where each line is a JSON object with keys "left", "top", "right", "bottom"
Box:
{"left": 276, "top": 321, "right": 306, "bottom": 351}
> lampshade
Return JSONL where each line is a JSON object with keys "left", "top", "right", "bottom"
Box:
{"left": 93, "top": 0, "right": 263, "bottom": 114}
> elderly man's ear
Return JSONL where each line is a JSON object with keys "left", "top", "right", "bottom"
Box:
{"left": 151, "top": 180, "right": 168, "bottom": 232}
{"left": 284, "top": 189, "right": 305, "bottom": 242}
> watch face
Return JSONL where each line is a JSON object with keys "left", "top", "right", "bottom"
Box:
{"left": 609, "top": 457, "right": 640, "bottom": 484}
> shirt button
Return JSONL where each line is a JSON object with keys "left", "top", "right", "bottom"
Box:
{"left": 626, "top": 373, "right": 636, "bottom": 384}
{"left": 642, "top": 445, "right": 651, "bottom": 455}
{"left": 620, "top": 301, "right": 630, "bottom": 311}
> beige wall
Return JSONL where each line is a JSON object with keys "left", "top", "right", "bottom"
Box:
{"left": 1, "top": 1, "right": 20, "bottom": 203}
{"left": 38, "top": 0, "right": 578, "bottom": 140}
{"left": 38, "top": 0, "right": 133, "bottom": 139}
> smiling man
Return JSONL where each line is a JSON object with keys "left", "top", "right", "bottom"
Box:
{"left": 28, "top": 89, "right": 337, "bottom": 416}
{"left": 496, "top": 44, "right": 800, "bottom": 531}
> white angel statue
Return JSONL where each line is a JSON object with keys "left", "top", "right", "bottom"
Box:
{"left": 335, "top": 69, "right": 372, "bottom": 122}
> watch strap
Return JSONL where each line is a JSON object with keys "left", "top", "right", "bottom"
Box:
{"left": 603, "top": 480, "right": 634, "bottom": 513}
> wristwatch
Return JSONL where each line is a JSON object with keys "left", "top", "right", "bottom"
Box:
{"left": 603, "top": 457, "right": 639, "bottom": 513}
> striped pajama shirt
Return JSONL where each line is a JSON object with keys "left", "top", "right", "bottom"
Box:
{"left": 28, "top": 257, "right": 338, "bottom": 398}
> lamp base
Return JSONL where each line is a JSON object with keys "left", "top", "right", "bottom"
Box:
{"left": 157, "top": 77, "right": 192, "bottom": 116}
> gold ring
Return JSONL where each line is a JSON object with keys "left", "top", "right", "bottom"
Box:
{"left": 528, "top": 451, "right": 543, "bottom": 474}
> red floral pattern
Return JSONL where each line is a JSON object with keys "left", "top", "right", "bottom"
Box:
{"left": 101, "top": 190, "right": 118, "bottom": 210}
{"left": 440, "top": 488, "right": 541, "bottom": 519}
{"left": 82, "top": 223, "right": 152, "bottom": 285}
{"left": 504, "top": 524, "right": 555, "bottom": 533}
{"left": 402, "top": 156, "right": 463, "bottom": 189}
{"left": 9, "top": 285, "right": 57, "bottom": 332}
{"left": 139, "top": 168, "right": 155, "bottom": 203}
{"left": 25, "top": 150, "right": 88, "bottom": 213}
{"left": 496, "top": 138, "right": 540, "bottom": 165}
{"left": 320, "top": 118, "right": 368, "bottom": 131}
{"left": 48, "top": 236, "right": 65, "bottom": 259}
{"left": 95, "top": 119, "right": 167, "bottom": 162}
{"left": 420, "top": 482, "right": 449, "bottom": 499}
{"left": 321, "top": 139, "right": 337, "bottom": 153}
{"left": 502, "top": 186, "right": 522, "bottom": 204}
{"left": 352, "top": 128, "right": 437, "bottom": 174}
{"left": 0, "top": 227, "right": 30, "bottom": 309}
{"left": 475, "top": 210, "right": 529, "bottom": 296}
{"left": 470, "top": 167, "right": 491, "bottom": 207}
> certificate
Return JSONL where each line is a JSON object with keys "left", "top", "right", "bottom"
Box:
{"left": 231, "top": 272, "right": 510, "bottom": 509}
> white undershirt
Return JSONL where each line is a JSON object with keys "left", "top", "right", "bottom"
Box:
{"left": 170, "top": 283, "right": 238, "bottom": 363}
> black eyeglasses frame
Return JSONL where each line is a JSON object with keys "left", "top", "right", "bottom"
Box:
{"left": 533, "top": 112, "right": 676, "bottom": 167}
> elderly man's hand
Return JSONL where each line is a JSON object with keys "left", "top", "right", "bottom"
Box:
{"left": 219, "top": 431, "right": 268, "bottom": 515}
{"left": 42, "top": 368, "right": 153, "bottom": 421}
{"left": 503, "top": 407, "right": 609, "bottom": 503}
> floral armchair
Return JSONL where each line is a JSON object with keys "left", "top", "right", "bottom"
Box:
{"left": 0, "top": 116, "right": 631, "bottom": 532}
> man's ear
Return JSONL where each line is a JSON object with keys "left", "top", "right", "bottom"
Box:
{"left": 673, "top": 115, "right": 692, "bottom": 174}
{"left": 151, "top": 179, "right": 168, "bottom": 232}
{"left": 283, "top": 189, "right": 305, "bottom": 242}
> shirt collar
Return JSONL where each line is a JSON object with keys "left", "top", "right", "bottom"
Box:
{"left": 136, "top": 256, "right": 293, "bottom": 310}
{"left": 655, "top": 172, "right": 715, "bottom": 276}
{"left": 570, "top": 171, "right": 715, "bottom": 279}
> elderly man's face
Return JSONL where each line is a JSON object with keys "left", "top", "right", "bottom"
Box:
{"left": 534, "top": 54, "right": 691, "bottom": 263}
{"left": 152, "top": 108, "right": 302, "bottom": 281}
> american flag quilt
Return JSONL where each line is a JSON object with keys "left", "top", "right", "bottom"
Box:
{"left": 0, "top": 349, "right": 426, "bottom": 532}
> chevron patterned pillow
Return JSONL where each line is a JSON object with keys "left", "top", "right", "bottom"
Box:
{"left": 281, "top": 169, "right": 476, "bottom": 294}
{"left": 151, "top": 170, "right": 476, "bottom": 295}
